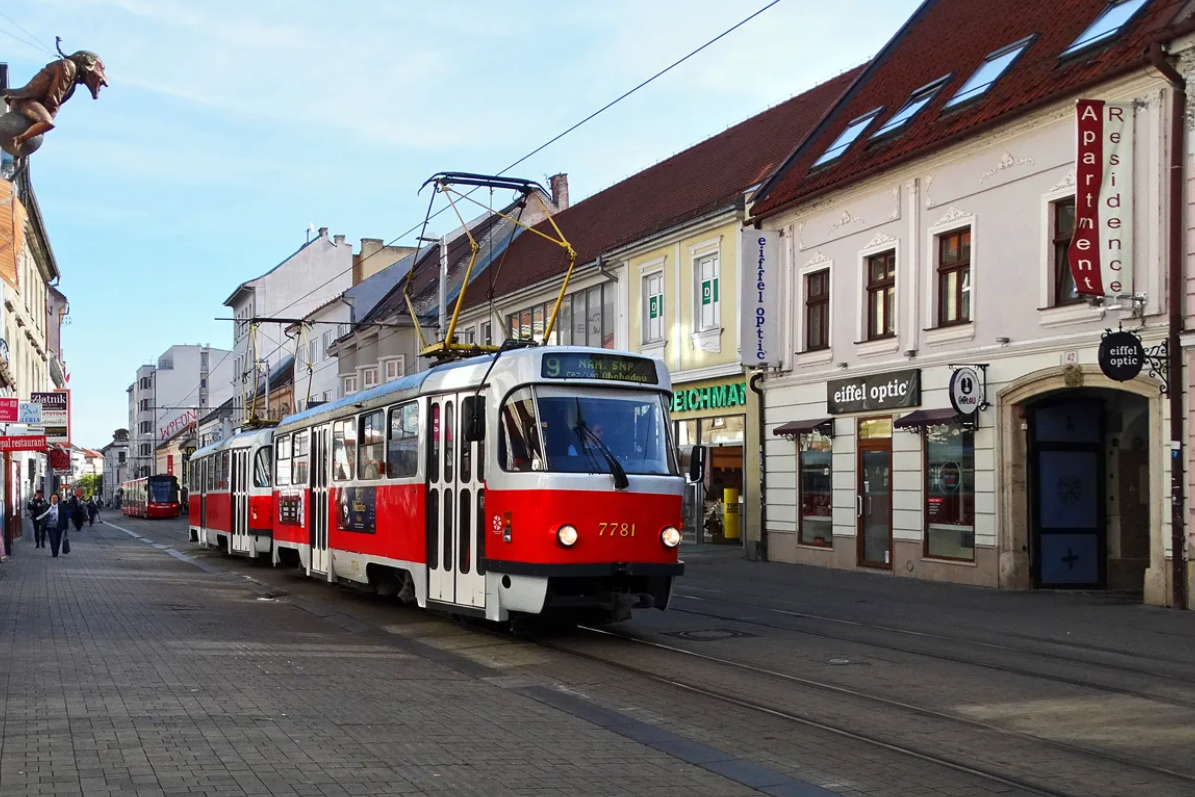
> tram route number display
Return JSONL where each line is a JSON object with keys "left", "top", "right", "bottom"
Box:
{"left": 541, "top": 352, "right": 658, "bottom": 384}
{"left": 337, "top": 486, "right": 376, "bottom": 533}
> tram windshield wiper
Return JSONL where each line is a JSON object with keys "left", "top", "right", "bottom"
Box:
{"left": 573, "top": 400, "right": 629, "bottom": 490}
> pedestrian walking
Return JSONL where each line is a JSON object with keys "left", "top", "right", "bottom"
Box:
{"left": 69, "top": 494, "right": 84, "bottom": 533}
{"left": 37, "top": 495, "right": 71, "bottom": 557}
{"left": 86, "top": 497, "right": 98, "bottom": 526}
{"left": 27, "top": 491, "right": 47, "bottom": 548}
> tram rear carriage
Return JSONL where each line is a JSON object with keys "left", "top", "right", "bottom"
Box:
{"left": 271, "top": 346, "right": 686, "bottom": 623}
{"left": 188, "top": 428, "right": 274, "bottom": 556}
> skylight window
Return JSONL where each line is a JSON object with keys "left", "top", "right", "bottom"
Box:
{"left": 812, "top": 109, "right": 881, "bottom": 168}
{"left": 870, "top": 77, "right": 949, "bottom": 140}
{"left": 944, "top": 38, "right": 1032, "bottom": 109}
{"left": 1061, "top": 0, "right": 1150, "bottom": 57}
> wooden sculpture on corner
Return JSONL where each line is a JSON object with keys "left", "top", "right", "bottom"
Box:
{"left": 0, "top": 38, "right": 108, "bottom": 158}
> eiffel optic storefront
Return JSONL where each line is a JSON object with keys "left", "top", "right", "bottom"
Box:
{"left": 671, "top": 376, "right": 748, "bottom": 545}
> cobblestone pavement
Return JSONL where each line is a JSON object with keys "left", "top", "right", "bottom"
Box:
{"left": 0, "top": 520, "right": 787, "bottom": 797}
{"left": 51, "top": 517, "right": 1195, "bottom": 797}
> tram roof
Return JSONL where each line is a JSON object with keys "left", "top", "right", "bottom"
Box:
{"left": 192, "top": 425, "right": 275, "bottom": 459}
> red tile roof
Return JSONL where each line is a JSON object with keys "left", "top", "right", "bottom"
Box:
{"left": 461, "top": 66, "right": 863, "bottom": 309}
{"left": 751, "top": 0, "right": 1186, "bottom": 219}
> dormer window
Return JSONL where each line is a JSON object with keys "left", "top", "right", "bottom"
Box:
{"left": 871, "top": 76, "right": 949, "bottom": 140}
{"left": 812, "top": 109, "right": 881, "bottom": 168}
{"left": 944, "top": 38, "right": 1033, "bottom": 109}
{"left": 1061, "top": 0, "right": 1150, "bottom": 57}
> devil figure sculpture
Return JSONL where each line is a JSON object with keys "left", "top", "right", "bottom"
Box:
{"left": 1, "top": 41, "right": 108, "bottom": 158}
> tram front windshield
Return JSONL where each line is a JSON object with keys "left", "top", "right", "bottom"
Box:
{"left": 148, "top": 478, "right": 175, "bottom": 504}
{"left": 502, "top": 387, "right": 677, "bottom": 476}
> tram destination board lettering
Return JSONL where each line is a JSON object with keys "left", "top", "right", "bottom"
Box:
{"left": 541, "top": 352, "right": 658, "bottom": 384}
{"left": 337, "top": 486, "right": 376, "bottom": 533}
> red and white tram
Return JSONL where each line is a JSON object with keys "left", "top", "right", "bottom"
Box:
{"left": 122, "top": 475, "right": 182, "bottom": 518}
{"left": 189, "top": 346, "right": 692, "bottom": 623}
{"left": 188, "top": 427, "right": 274, "bottom": 558}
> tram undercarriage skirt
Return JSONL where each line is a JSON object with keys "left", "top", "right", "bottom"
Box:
{"left": 543, "top": 574, "right": 672, "bottom": 618}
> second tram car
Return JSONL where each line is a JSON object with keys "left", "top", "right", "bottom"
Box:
{"left": 121, "top": 474, "right": 182, "bottom": 518}
{"left": 188, "top": 427, "right": 274, "bottom": 556}
{"left": 189, "top": 346, "right": 691, "bottom": 623}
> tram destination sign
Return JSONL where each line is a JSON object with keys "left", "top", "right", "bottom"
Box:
{"left": 541, "top": 352, "right": 658, "bottom": 384}
{"left": 827, "top": 369, "right": 921, "bottom": 415}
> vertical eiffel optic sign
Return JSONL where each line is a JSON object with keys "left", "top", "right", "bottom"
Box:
{"left": 741, "top": 230, "right": 781, "bottom": 366}
{"left": 1068, "top": 99, "right": 1134, "bottom": 297}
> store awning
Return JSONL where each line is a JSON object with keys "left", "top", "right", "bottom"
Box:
{"left": 894, "top": 408, "right": 959, "bottom": 430}
{"left": 773, "top": 418, "right": 834, "bottom": 437}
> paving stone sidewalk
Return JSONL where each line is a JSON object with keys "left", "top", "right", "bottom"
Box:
{"left": 0, "top": 524, "right": 764, "bottom": 797}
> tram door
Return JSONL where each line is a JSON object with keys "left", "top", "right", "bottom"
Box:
{"left": 426, "top": 394, "right": 486, "bottom": 609}
{"left": 199, "top": 458, "right": 208, "bottom": 529}
{"left": 230, "top": 449, "right": 251, "bottom": 554}
{"left": 310, "top": 424, "right": 331, "bottom": 577}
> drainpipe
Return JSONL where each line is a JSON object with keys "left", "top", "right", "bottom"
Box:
{"left": 749, "top": 371, "right": 768, "bottom": 561}
{"left": 1148, "top": 43, "right": 1187, "bottom": 609}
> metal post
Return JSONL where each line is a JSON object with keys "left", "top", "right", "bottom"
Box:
{"left": 438, "top": 235, "right": 448, "bottom": 339}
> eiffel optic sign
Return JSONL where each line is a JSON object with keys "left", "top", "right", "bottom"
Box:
{"left": 1068, "top": 99, "right": 1134, "bottom": 297}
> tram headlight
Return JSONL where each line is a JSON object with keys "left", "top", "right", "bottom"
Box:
{"left": 660, "top": 526, "right": 682, "bottom": 548}
{"left": 557, "top": 524, "right": 579, "bottom": 547}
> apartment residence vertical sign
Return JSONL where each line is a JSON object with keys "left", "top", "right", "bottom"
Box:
{"left": 741, "top": 230, "right": 781, "bottom": 366}
{"left": 32, "top": 390, "right": 69, "bottom": 445}
{"left": 1068, "top": 99, "right": 1134, "bottom": 297}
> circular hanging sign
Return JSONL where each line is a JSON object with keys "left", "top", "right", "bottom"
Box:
{"left": 948, "top": 367, "right": 982, "bottom": 417}
{"left": 1097, "top": 331, "right": 1144, "bottom": 382}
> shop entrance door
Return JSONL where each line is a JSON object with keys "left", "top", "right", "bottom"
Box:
{"left": 1029, "top": 400, "right": 1105, "bottom": 589}
{"left": 857, "top": 418, "right": 892, "bottom": 569}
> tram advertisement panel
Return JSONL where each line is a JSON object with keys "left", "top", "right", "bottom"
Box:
{"left": 337, "top": 486, "right": 376, "bottom": 533}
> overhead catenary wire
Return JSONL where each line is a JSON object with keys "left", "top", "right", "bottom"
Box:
{"left": 172, "top": 0, "right": 786, "bottom": 414}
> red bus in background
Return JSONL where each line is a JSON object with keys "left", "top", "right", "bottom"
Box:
{"left": 122, "top": 475, "right": 181, "bottom": 518}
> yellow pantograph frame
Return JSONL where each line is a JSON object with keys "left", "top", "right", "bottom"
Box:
{"left": 404, "top": 175, "right": 577, "bottom": 359}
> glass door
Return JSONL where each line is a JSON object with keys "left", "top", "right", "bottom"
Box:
{"left": 857, "top": 418, "right": 893, "bottom": 569}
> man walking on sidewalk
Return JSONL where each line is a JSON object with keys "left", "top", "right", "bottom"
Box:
{"left": 27, "top": 491, "right": 47, "bottom": 548}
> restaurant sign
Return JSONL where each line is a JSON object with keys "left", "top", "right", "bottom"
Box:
{"left": 827, "top": 369, "right": 921, "bottom": 415}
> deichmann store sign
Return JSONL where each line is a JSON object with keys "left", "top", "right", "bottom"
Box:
{"left": 1068, "top": 99, "right": 1134, "bottom": 297}
{"left": 740, "top": 230, "right": 781, "bottom": 367}
{"left": 671, "top": 379, "right": 748, "bottom": 415}
{"left": 827, "top": 369, "right": 921, "bottom": 415}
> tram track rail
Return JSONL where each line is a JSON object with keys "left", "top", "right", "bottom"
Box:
{"left": 504, "top": 622, "right": 1195, "bottom": 797}
{"left": 667, "top": 599, "right": 1195, "bottom": 710}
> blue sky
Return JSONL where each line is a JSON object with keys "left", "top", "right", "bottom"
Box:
{"left": 2, "top": 0, "right": 919, "bottom": 447}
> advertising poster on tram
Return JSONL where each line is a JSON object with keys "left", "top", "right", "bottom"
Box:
{"left": 337, "top": 486, "right": 376, "bottom": 532}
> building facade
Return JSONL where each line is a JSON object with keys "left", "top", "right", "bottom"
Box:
{"left": 126, "top": 344, "right": 231, "bottom": 477}
{"left": 223, "top": 227, "right": 353, "bottom": 422}
{"left": 100, "top": 429, "right": 129, "bottom": 503}
{"left": 747, "top": 0, "right": 1191, "bottom": 606}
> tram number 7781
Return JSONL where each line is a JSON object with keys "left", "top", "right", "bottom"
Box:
{"left": 598, "top": 522, "right": 637, "bottom": 538}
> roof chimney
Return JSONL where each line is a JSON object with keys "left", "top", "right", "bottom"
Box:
{"left": 318, "top": 227, "right": 329, "bottom": 238}
{"left": 549, "top": 173, "right": 569, "bottom": 211}
{"left": 333, "top": 234, "right": 345, "bottom": 245}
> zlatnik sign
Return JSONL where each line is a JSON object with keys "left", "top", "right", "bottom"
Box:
{"left": 1068, "top": 99, "right": 1133, "bottom": 297}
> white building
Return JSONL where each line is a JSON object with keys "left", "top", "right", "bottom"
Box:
{"left": 746, "top": 1, "right": 1189, "bottom": 607}
{"left": 223, "top": 227, "right": 353, "bottom": 422}
{"left": 127, "top": 345, "right": 233, "bottom": 477}
{"left": 100, "top": 429, "right": 129, "bottom": 502}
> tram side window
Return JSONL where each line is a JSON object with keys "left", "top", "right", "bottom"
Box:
{"left": 387, "top": 402, "right": 419, "bottom": 479}
{"left": 359, "top": 411, "right": 384, "bottom": 480}
{"left": 499, "top": 387, "right": 543, "bottom": 472}
{"left": 253, "top": 448, "right": 272, "bottom": 489}
{"left": 333, "top": 419, "right": 356, "bottom": 481}
{"left": 275, "top": 435, "right": 292, "bottom": 487}
{"left": 292, "top": 430, "right": 310, "bottom": 485}
{"left": 206, "top": 458, "right": 214, "bottom": 491}
{"left": 220, "top": 452, "right": 230, "bottom": 488}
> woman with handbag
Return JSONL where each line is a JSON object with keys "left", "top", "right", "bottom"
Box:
{"left": 37, "top": 495, "right": 71, "bottom": 557}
